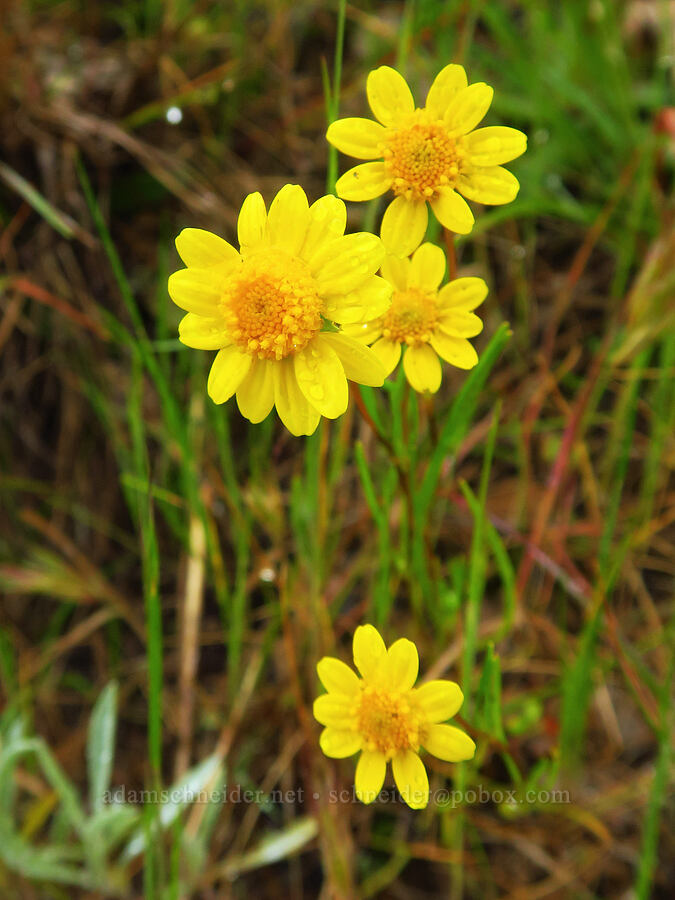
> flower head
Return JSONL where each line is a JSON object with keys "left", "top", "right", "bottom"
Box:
{"left": 346, "top": 243, "right": 487, "bottom": 393}
{"left": 168, "top": 185, "right": 392, "bottom": 436}
{"left": 327, "top": 64, "right": 527, "bottom": 257}
{"left": 314, "top": 624, "right": 476, "bottom": 809}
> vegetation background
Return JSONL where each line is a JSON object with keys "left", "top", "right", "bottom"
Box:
{"left": 0, "top": 0, "right": 673, "bottom": 897}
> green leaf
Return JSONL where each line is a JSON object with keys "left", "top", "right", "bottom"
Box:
{"left": 87, "top": 804, "right": 140, "bottom": 855}
{"left": 120, "top": 754, "right": 222, "bottom": 863}
{"left": 222, "top": 816, "right": 319, "bottom": 879}
{"left": 87, "top": 681, "right": 119, "bottom": 814}
{"left": 475, "top": 643, "right": 505, "bottom": 742}
{"left": 0, "top": 161, "right": 80, "bottom": 239}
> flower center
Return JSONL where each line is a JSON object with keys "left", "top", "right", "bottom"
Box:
{"left": 381, "top": 288, "right": 438, "bottom": 345}
{"left": 220, "top": 250, "right": 323, "bottom": 360}
{"left": 383, "top": 113, "right": 463, "bottom": 201}
{"left": 356, "top": 685, "right": 422, "bottom": 758}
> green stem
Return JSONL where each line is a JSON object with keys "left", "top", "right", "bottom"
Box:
{"left": 326, "top": 0, "right": 347, "bottom": 194}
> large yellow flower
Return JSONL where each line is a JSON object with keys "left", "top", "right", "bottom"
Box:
{"left": 168, "top": 185, "right": 392, "bottom": 436}
{"left": 327, "top": 64, "right": 527, "bottom": 257}
{"left": 314, "top": 625, "right": 476, "bottom": 810}
{"left": 345, "top": 243, "right": 487, "bottom": 393}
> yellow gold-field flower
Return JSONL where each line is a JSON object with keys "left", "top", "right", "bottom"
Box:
{"left": 314, "top": 625, "right": 476, "bottom": 810}
{"left": 168, "top": 185, "right": 392, "bottom": 436}
{"left": 345, "top": 243, "right": 487, "bottom": 393}
{"left": 327, "top": 64, "right": 527, "bottom": 257}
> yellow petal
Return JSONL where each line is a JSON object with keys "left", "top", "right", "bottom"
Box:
{"left": 335, "top": 162, "right": 391, "bottom": 202}
{"left": 238, "top": 191, "right": 268, "bottom": 253}
{"left": 382, "top": 638, "right": 419, "bottom": 691}
{"left": 317, "top": 657, "right": 361, "bottom": 695}
{"left": 301, "top": 195, "right": 347, "bottom": 261}
{"left": 425, "top": 64, "right": 468, "bottom": 117}
{"left": 353, "top": 624, "right": 387, "bottom": 679}
{"left": 413, "top": 680, "right": 464, "bottom": 723}
{"left": 437, "top": 311, "right": 483, "bottom": 338}
{"left": 408, "top": 243, "right": 446, "bottom": 291}
{"left": 366, "top": 66, "right": 415, "bottom": 126}
{"left": 313, "top": 693, "right": 356, "bottom": 728}
{"left": 321, "top": 333, "right": 386, "bottom": 387}
{"left": 235, "top": 358, "right": 275, "bottom": 423}
{"left": 392, "top": 750, "right": 429, "bottom": 809}
{"left": 319, "top": 728, "right": 362, "bottom": 758}
{"left": 175, "top": 228, "right": 238, "bottom": 268}
{"left": 456, "top": 166, "right": 520, "bottom": 205}
{"left": 380, "top": 196, "right": 428, "bottom": 258}
{"left": 323, "top": 275, "right": 392, "bottom": 325}
{"left": 429, "top": 332, "right": 478, "bottom": 369}
{"left": 342, "top": 321, "right": 383, "bottom": 345}
{"left": 430, "top": 188, "right": 474, "bottom": 234}
{"left": 178, "top": 312, "right": 231, "bottom": 350}
{"left": 207, "top": 346, "right": 252, "bottom": 404}
{"left": 312, "top": 233, "right": 385, "bottom": 295}
{"left": 423, "top": 724, "right": 476, "bottom": 762}
{"left": 294, "top": 339, "right": 348, "bottom": 419}
{"left": 355, "top": 751, "right": 387, "bottom": 804}
{"left": 273, "top": 358, "right": 321, "bottom": 436}
{"left": 438, "top": 276, "right": 488, "bottom": 311}
{"left": 168, "top": 267, "right": 222, "bottom": 316}
{"left": 371, "top": 338, "right": 401, "bottom": 376}
{"left": 380, "top": 254, "right": 410, "bottom": 292}
{"left": 326, "top": 117, "right": 387, "bottom": 159}
{"left": 267, "top": 184, "right": 310, "bottom": 255}
{"left": 444, "top": 82, "right": 494, "bottom": 136}
{"left": 462, "top": 126, "right": 527, "bottom": 166}
{"left": 403, "top": 344, "right": 442, "bottom": 393}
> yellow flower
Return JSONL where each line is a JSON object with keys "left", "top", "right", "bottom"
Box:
{"left": 168, "top": 184, "right": 392, "bottom": 436}
{"left": 314, "top": 625, "right": 476, "bottom": 810}
{"left": 327, "top": 64, "right": 527, "bottom": 257}
{"left": 345, "top": 243, "right": 487, "bottom": 393}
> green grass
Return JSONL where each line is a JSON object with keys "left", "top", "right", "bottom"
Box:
{"left": 0, "top": 0, "right": 673, "bottom": 897}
